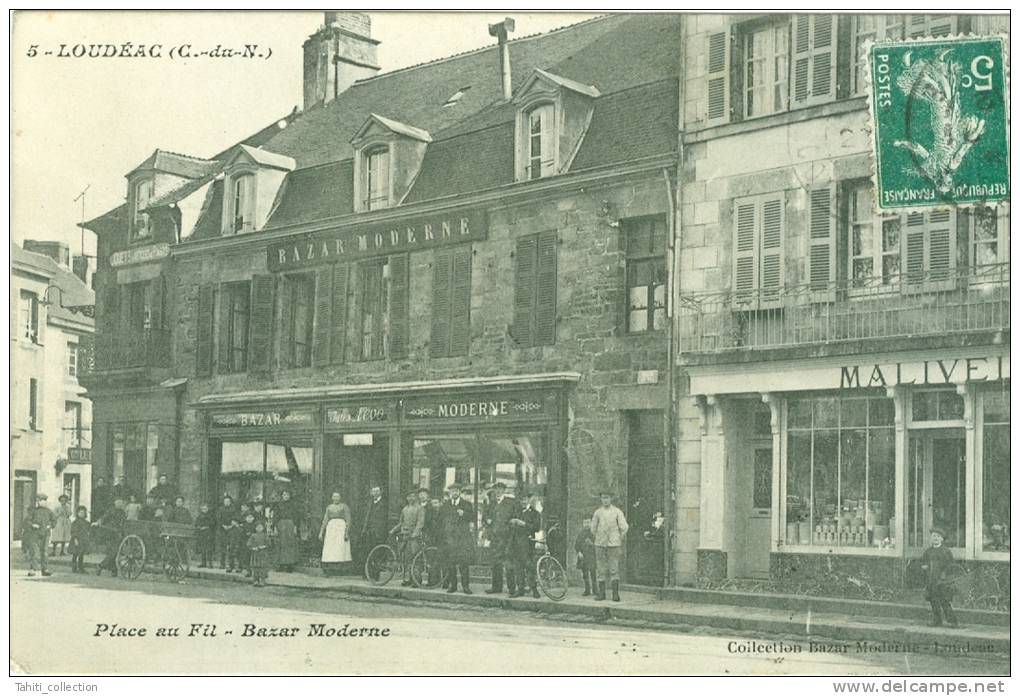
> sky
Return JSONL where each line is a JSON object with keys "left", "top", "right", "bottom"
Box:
{"left": 10, "top": 10, "right": 601, "bottom": 261}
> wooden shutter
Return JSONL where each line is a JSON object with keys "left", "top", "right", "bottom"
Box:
{"left": 450, "top": 245, "right": 473, "bottom": 356}
{"left": 216, "top": 285, "right": 231, "bottom": 372}
{"left": 927, "top": 209, "right": 955, "bottom": 286}
{"left": 430, "top": 248, "right": 453, "bottom": 357}
{"left": 732, "top": 197, "right": 759, "bottom": 306}
{"left": 388, "top": 253, "right": 410, "bottom": 359}
{"left": 534, "top": 230, "right": 558, "bottom": 346}
{"left": 793, "top": 15, "right": 837, "bottom": 107}
{"left": 908, "top": 14, "right": 956, "bottom": 38}
{"left": 512, "top": 235, "right": 538, "bottom": 347}
{"left": 312, "top": 268, "right": 333, "bottom": 368}
{"left": 706, "top": 30, "right": 730, "bottom": 125}
{"left": 149, "top": 277, "right": 164, "bottom": 331}
{"left": 195, "top": 284, "right": 214, "bottom": 377}
{"left": 759, "top": 196, "right": 785, "bottom": 306}
{"left": 248, "top": 274, "right": 275, "bottom": 373}
{"left": 330, "top": 264, "right": 349, "bottom": 364}
{"left": 277, "top": 277, "right": 294, "bottom": 369}
{"left": 808, "top": 186, "right": 836, "bottom": 299}
{"left": 903, "top": 212, "right": 927, "bottom": 286}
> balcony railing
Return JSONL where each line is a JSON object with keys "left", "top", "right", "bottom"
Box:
{"left": 79, "top": 327, "right": 171, "bottom": 375}
{"left": 678, "top": 263, "right": 1009, "bottom": 356}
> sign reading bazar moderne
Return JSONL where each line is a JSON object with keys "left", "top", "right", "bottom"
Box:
{"left": 869, "top": 36, "right": 1009, "bottom": 210}
{"left": 268, "top": 208, "right": 487, "bottom": 272}
{"left": 403, "top": 392, "right": 557, "bottom": 421}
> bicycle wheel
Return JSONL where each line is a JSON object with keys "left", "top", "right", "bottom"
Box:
{"left": 365, "top": 544, "right": 398, "bottom": 586}
{"left": 116, "top": 535, "right": 146, "bottom": 580}
{"left": 410, "top": 546, "right": 445, "bottom": 588}
{"left": 536, "top": 554, "right": 568, "bottom": 601}
{"left": 164, "top": 539, "right": 190, "bottom": 582}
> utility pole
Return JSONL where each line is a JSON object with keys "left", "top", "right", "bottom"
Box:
{"left": 73, "top": 184, "right": 90, "bottom": 257}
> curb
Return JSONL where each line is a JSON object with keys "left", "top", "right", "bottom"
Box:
{"left": 27, "top": 556, "right": 1010, "bottom": 656}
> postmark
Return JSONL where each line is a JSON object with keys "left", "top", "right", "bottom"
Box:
{"left": 868, "top": 35, "right": 1009, "bottom": 212}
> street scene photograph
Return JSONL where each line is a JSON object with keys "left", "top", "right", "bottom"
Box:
{"left": 8, "top": 9, "right": 1011, "bottom": 680}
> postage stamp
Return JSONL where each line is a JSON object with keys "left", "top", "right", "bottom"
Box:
{"left": 868, "top": 35, "right": 1009, "bottom": 211}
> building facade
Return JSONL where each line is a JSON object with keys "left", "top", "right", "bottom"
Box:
{"left": 675, "top": 13, "right": 1010, "bottom": 608}
{"left": 83, "top": 13, "right": 683, "bottom": 583}
{"left": 11, "top": 242, "right": 95, "bottom": 541}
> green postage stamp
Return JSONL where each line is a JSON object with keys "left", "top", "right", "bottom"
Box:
{"left": 869, "top": 35, "right": 1009, "bottom": 211}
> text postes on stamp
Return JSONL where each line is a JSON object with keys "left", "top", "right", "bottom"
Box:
{"left": 869, "top": 36, "right": 1009, "bottom": 211}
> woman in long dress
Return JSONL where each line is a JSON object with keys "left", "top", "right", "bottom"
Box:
{"left": 50, "top": 495, "right": 73, "bottom": 555}
{"left": 274, "top": 490, "right": 301, "bottom": 572}
{"left": 319, "top": 492, "right": 352, "bottom": 576}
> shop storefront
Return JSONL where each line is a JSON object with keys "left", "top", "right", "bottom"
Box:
{"left": 688, "top": 348, "right": 1010, "bottom": 606}
{"left": 197, "top": 375, "right": 574, "bottom": 564}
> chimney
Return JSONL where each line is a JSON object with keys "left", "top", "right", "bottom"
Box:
{"left": 303, "top": 12, "right": 381, "bottom": 110}
{"left": 24, "top": 239, "right": 71, "bottom": 269}
{"left": 488, "top": 18, "right": 516, "bottom": 101}
{"left": 72, "top": 255, "right": 90, "bottom": 284}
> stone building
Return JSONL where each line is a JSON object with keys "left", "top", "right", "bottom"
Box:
{"left": 82, "top": 13, "right": 683, "bottom": 583}
{"left": 674, "top": 13, "right": 1010, "bottom": 607}
{"left": 11, "top": 242, "right": 95, "bottom": 541}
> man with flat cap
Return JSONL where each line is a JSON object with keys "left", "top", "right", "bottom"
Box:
{"left": 484, "top": 482, "right": 520, "bottom": 596}
{"left": 591, "top": 491, "right": 629, "bottom": 601}
{"left": 24, "top": 493, "right": 55, "bottom": 576}
{"left": 440, "top": 482, "right": 475, "bottom": 594}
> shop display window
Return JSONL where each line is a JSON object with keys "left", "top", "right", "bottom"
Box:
{"left": 218, "top": 439, "right": 313, "bottom": 513}
{"left": 785, "top": 396, "right": 895, "bottom": 549}
{"left": 981, "top": 385, "right": 1009, "bottom": 553}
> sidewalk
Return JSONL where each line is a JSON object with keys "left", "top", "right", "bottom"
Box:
{"left": 19, "top": 550, "right": 1009, "bottom": 655}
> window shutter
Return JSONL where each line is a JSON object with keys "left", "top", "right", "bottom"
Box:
{"left": 248, "top": 274, "right": 275, "bottom": 373}
{"left": 706, "top": 30, "right": 731, "bottom": 124}
{"left": 512, "top": 235, "right": 538, "bottom": 347}
{"left": 732, "top": 197, "right": 759, "bottom": 306}
{"left": 927, "top": 209, "right": 955, "bottom": 283}
{"left": 793, "top": 15, "right": 837, "bottom": 107}
{"left": 216, "top": 285, "right": 231, "bottom": 372}
{"left": 430, "top": 248, "right": 453, "bottom": 357}
{"left": 808, "top": 186, "right": 836, "bottom": 299}
{"left": 759, "top": 196, "right": 785, "bottom": 306}
{"left": 149, "top": 278, "right": 164, "bottom": 331}
{"left": 330, "top": 264, "right": 349, "bottom": 364}
{"left": 388, "top": 253, "right": 410, "bottom": 359}
{"left": 195, "top": 284, "right": 214, "bottom": 377}
{"left": 449, "top": 245, "right": 473, "bottom": 356}
{"left": 903, "top": 212, "right": 927, "bottom": 286}
{"left": 277, "top": 277, "right": 294, "bottom": 369}
{"left": 312, "top": 268, "right": 333, "bottom": 368}
{"left": 534, "top": 230, "right": 558, "bottom": 346}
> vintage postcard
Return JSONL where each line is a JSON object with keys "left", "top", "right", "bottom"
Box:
{"left": 8, "top": 10, "right": 1011, "bottom": 680}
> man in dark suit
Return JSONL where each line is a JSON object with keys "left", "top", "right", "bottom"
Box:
{"left": 484, "top": 482, "right": 519, "bottom": 595}
{"left": 148, "top": 474, "right": 178, "bottom": 508}
{"left": 91, "top": 476, "right": 112, "bottom": 521}
{"left": 510, "top": 493, "right": 542, "bottom": 598}
{"left": 94, "top": 498, "right": 127, "bottom": 577}
{"left": 440, "top": 482, "right": 475, "bottom": 595}
{"left": 359, "top": 485, "right": 388, "bottom": 576}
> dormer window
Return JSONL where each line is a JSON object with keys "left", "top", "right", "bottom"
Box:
{"left": 525, "top": 104, "right": 555, "bottom": 180}
{"left": 231, "top": 173, "right": 255, "bottom": 234}
{"left": 364, "top": 146, "right": 391, "bottom": 210}
{"left": 132, "top": 178, "right": 154, "bottom": 239}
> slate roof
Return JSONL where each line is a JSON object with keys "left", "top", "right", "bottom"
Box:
{"left": 189, "top": 178, "right": 226, "bottom": 241}
{"left": 128, "top": 149, "right": 219, "bottom": 179}
{"left": 12, "top": 244, "right": 95, "bottom": 327}
{"left": 261, "top": 161, "right": 355, "bottom": 231}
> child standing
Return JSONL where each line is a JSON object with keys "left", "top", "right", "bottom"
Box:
{"left": 194, "top": 503, "right": 215, "bottom": 568}
{"left": 240, "top": 511, "right": 257, "bottom": 577}
{"left": 69, "top": 506, "right": 91, "bottom": 573}
{"left": 51, "top": 495, "right": 73, "bottom": 555}
{"left": 574, "top": 515, "right": 598, "bottom": 597}
{"left": 920, "top": 528, "right": 959, "bottom": 628}
{"left": 247, "top": 521, "right": 270, "bottom": 587}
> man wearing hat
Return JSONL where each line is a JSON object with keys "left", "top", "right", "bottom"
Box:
{"left": 590, "top": 491, "right": 629, "bottom": 601}
{"left": 920, "top": 527, "right": 959, "bottom": 627}
{"left": 24, "top": 493, "right": 55, "bottom": 576}
{"left": 484, "top": 482, "right": 519, "bottom": 596}
{"left": 440, "top": 482, "right": 475, "bottom": 594}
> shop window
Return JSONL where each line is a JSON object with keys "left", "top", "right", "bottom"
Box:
{"left": 218, "top": 439, "right": 313, "bottom": 511}
{"left": 624, "top": 216, "right": 667, "bottom": 333}
{"left": 359, "top": 258, "right": 390, "bottom": 360}
{"left": 20, "top": 290, "right": 39, "bottom": 342}
{"left": 218, "top": 281, "right": 250, "bottom": 373}
{"left": 410, "top": 432, "right": 548, "bottom": 548}
{"left": 785, "top": 395, "right": 895, "bottom": 549}
{"left": 108, "top": 423, "right": 157, "bottom": 499}
{"left": 850, "top": 15, "right": 957, "bottom": 95}
{"left": 512, "top": 231, "right": 558, "bottom": 347}
{"left": 981, "top": 385, "right": 1009, "bottom": 553}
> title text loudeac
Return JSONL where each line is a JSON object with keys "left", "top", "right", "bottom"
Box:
{"left": 268, "top": 209, "right": 487, "bottom": 272}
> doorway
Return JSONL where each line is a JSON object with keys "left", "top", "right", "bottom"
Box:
{"left": 908, "top": 430, "right": 966, "bottom": 549}
{"left": 13, "top": 470, "right": 37, "bottom": 541}
{"left": 324, "top": 434, "right": 389, "bottom": 543}
{"left": 626, "top": 411, "right": 665, "bottom": 586}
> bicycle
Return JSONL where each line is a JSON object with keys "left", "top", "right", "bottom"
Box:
{"left": 365, "top": 533, "right": 443, "bottom": 588}
{"left": 534, "top": 522, "right": 568, "bottom": 601}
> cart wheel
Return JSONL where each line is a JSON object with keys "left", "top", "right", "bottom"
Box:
{"left": 536, "top": 554, "right": 568, "bottom": 601}
{"left": 164, "top": 539, "right": 190, "bottom": 582}
{"left": 365, "top": 544, "right": 398, "bottom": 586}
{"left": 410, "top": 546, "right": 445, "bottom": 588}
{"left": 116, "top": 535, "right": 146, "bottom": 580}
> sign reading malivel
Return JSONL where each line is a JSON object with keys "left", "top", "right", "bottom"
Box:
{"left": 869, "top": 36, "right": 1009, "bottom": 211}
